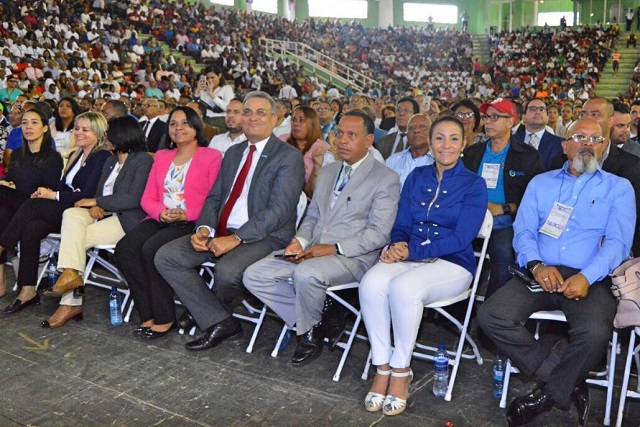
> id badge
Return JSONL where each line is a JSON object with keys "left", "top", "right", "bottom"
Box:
{"left": 540, "top": 202, "right": 573, "bottom": 239}
{"left": 481, "top": 163, "right": 500, "bottom": 189}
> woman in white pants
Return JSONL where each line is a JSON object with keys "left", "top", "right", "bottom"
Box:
{"left": 42, "top": 116, "right": 152, "bottom": 328}
{"left": 360, "top": 116, "right": 488, "bottom": 416}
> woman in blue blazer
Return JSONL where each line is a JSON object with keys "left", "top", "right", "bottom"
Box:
{"left": 0, "top": 111, "right": 111, "bottom": 315}
{"left": 359, "top": 117, "right": 488, "bottom": 416}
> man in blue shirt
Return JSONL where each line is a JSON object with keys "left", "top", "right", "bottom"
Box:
{"left": 478, "top": 117, "right": 636, "bottom": 427}
{"left": 385, "top": 114, "right": 434, "bottom": 188}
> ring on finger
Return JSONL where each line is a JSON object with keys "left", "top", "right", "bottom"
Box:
{"left": 543, "top": 278, "right": 549, "bottom": 281}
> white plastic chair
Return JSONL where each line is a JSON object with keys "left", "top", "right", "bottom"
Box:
{"left": 615, "top": 326, "right": 640, "bottom": 427}
{"left": 360, "top": 210, "right": 493, "bottom": 400}
{"left": 499, "top": 310, "right": 618, "bottom": 426}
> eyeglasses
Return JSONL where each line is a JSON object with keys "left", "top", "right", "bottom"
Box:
{"left": 527, "top": 106, "right": 547, "bottom": 113}
{"left": 396, "top": 108, "right": 414, "bottom": 114}
{"left": 242, "top": 109, "right": 272, "bottom": 117}
{"left": 315, "top": 107, "right": 331, "bottom": 112}
{"left": 565, "top": 134, "right": 606, "bottom": 145}
{"left": 143, "top": 103, "right": 158, "bottom": 108}
{"left": 456, "top": 112, "right": 475, "bottom": 119}
{"left": 350, "top": 99, "right": 365, "bottom": 104}
{"left": 481, "top": 114, "right": 511, "bottom": 122}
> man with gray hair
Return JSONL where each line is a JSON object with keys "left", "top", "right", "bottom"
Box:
{"left": 156, "top": 91, "right": 305, "bottom": 352}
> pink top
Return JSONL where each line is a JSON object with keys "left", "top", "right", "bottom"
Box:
{"left": 141, "top": 146, "right": 222, "bottom": 222}
{"left": 282, "top": 136, "right": 330, "bottom": 182}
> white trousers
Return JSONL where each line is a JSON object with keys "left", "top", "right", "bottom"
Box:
{"left": 58, "top": 208, "right": 125, "bottom": 306}
{"left": 359, "top": 259, "right": 472, "bottom": 368}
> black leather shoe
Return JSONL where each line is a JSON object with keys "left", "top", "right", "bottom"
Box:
{"left": 3, "top": 293, "right": 40, "bottom": 314}
{"left": 133, "top": 326, "right": 150, "bottom": 336}
{"left": 322, "top": 299, "right": 347, "bottom": 351}
{"left": 571, "top": 380, "right": 589, "bottom": 426}
{"left": 506, "top": 384, "right": 555, "bottom": 426}
{"left": 177, "top": 310, "right": 196, "bottom": 330}
{"left": 142, "top": 323, "right": 177, "bottom": 339}
{"left": 185, "top": 317, "right": 242, "bottom": 351}
{"left": 291, "top": 324, "right": 323, "bottom": 367}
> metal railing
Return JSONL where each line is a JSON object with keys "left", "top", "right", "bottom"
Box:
{"left": 259, "top": 38, "right": 378, "bottom": 91}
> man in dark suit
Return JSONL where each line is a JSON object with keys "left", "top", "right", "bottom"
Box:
{"left": 375, "top": 97, "right": 419, "bottom": 160}
{"left": 513, "top": 99, "right": 564, "bottom": 170}
{"left": 552, "top": 97, "right": 640, "bottom": 256}
{"left": 139, "top": 98, "right": 167, "bottom": 152}
{"left": 155, "top": 91, "right": 305, "bottom": 351}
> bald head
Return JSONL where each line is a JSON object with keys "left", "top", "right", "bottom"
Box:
{"left": 563, "top": 117, "right": 606, "bottom": 175}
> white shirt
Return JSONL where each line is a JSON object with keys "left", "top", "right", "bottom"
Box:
{"left": 225, "top": 137, "right": 270, "bottom": 230}
{"left": 273, "top": 116, "right": 291, "bottom": 138}
{"left": 524, "top": 129, "right": 545, "bottom": 149}
{"left": 385, "top": 149, "right": 435, "bottom": 188}
{"left": 208, "top": 131, "right": 246, "bottom": 156}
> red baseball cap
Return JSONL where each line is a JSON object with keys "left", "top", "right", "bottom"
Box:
{"left": 480, "top": 98, "right": 518, "bottom": 122}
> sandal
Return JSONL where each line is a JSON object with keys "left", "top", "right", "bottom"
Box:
{"left": 364, "top": 368, "right": 391, "bottom": 412}
{"left": 382, "top": 369, "right": 413, "bottom": 416}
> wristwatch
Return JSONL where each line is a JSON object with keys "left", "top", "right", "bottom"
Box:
{"left": 527, "top": 260, "right": 545, "bottom": 274}
{"left": 335, "top": 243, "right": 343, "bottom": 255}
{"left": 502, "top": 203, "right": 512, "bottom": 215}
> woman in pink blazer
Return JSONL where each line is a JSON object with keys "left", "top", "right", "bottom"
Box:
{"left": 115, "top": 106, "right": 222, "bottom": 339}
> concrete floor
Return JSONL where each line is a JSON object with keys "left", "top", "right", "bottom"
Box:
{"left": 0, "top": 268, "right": 638, "bottom": 427}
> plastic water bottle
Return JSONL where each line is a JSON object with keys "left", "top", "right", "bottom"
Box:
{"left": 433, "top": 343, "right": 450, "bottom": 398}
{"left": 46, "top": 255, "right": 59, "bottom": 289}
{"left": 492, "top": 353, "right": 505, "bottom": 398}
{"left": 109, "top": 286, "right": 123, "bottom": 326}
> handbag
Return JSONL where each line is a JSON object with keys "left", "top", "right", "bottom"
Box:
{"left": 610, "top": 257, "right": 640, "bottom": 328}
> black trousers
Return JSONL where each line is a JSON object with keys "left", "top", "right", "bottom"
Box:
{"left": 477, "top": 265, "right": 616, "bottom": 407}
{"left": 0, "top": 186, "right": 30, "bottom": 264}
{"left": 115, "top": 219, "right": 194, "bottom": 325}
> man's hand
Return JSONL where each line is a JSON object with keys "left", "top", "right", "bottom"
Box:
{"left": 532, "top": 265, "right": 564, "bottom": 292}
{"left": 295, "top": 243, "right": 336, "bottom": 262}
{"left": 209, "top": 234, "right": 241, "bottom": 257}
{"left": 557, "top": 273, "right": 590, "bottom": 300}
{"left": 75, "top": 198, "right": 97, "bottom": 208}
{"left": 88, "top": 206, "right": 105, "bottom": 220}
{"left": 0, "top": 180, "right": 15, "bottom": 189}
{"left": 380, "top": 242, "right": 408, "bottom": 263}
{"left": 487, "top": 202, "right": 504, "bottom": 217}
{"left": 191, "top": 228, "right": 210, "bottom": 252}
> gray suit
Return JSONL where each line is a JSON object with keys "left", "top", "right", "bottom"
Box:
{"left": 243, "top": 153, "right": 401, "bottom": 333}
{"left": 155, "top": 135, "right": 305, "bottom": 330}
{"left": 375, "top": 131, "right": 405, "bottom": 160}
{"left": 95, "top": 152, "right": 153, "bottom": 232}
{"left": 620, "top": 139, "right": 640, "bottom": 158}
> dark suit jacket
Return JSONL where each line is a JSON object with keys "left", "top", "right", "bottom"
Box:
{"left": 95, "top": 152, "right": 153, "bottom": 233}
{"left": 197, "top": 134, "right": 305, "bottom": 246}
{"left": 551, "top": 144, "right": 640, "bottom": 255}
{"left": 513, "top": 127, "right": 564, "bottom": 171}
{"left": 140, "top": 119, "right": 167, "bottom": 153}
{"left": 375, "top": 131, "right": 403, "bottom": 160}
{"left": 59, "top": 149, "right": 112, "bottom": 206}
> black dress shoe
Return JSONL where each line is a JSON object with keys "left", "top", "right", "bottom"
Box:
{"left": 185, "top": 317, "right": 242, "bottom": 351}
{"left": 322, "top": 299, "right": 348, "bottom": 351}
{"left": 506, "top": 384, "right": 556, "bottom": 427}
{"left": 291, "top": 324, "right": 323, "bottom": 367}
{"left": 142, "top": 323, "right": 177, "bottom": 339}
{"left": 133, "top": 326, "right": 150, "bottom": 336}
{"left": 571, "top": 380, "right": 590, "bottom": 426}
{"left": 3, "top": 293, "right": 41, "bottom": 314}
{"left": 177, "top": 310, "right": 196, "bottom": 330}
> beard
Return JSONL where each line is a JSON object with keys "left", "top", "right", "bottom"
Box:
{"left": 571, "top": 147, "right": 598, "bottom": 174}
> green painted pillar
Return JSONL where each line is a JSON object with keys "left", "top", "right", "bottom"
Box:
{"left": 236, "top": 0, "right": 247, "bottom": 11}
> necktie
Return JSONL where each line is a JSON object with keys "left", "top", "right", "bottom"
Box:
{"left": 217, "top": 145, "right": 257, "bottom": 236}
{"left": 394, "top": 133, "right": 407, "bottom": 153}
{"left": 529, "top": 133, "right": 538, "bottom": 149}
{"left": 142, "top": 120, "right": 150, "bottom": 136}
{"left": 336, "top": 165, "right": 352, "bottom": 192}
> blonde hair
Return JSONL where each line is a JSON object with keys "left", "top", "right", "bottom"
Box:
{"left": 64, "top": 111, "right": 109, "bottom": 174}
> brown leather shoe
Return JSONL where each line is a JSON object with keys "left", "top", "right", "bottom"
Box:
{"left": 41, "top": 305, "right": 83, "bottom": 328}
{"left": 52, "top": 269, "right": 83, "bottom": 294}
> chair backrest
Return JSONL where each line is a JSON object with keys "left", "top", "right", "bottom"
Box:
{"left": 471, "top": 210, "right": 493, "bottom": 296}
{"left": 296, "top": 192, "right": 308, "bottom": 228}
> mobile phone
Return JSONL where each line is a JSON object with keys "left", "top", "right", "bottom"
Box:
{"left": 274, "top": 253, "right": 297, "bottom": 258}
{"left": 199, "top": 75, "right": 207, "bottom": 84}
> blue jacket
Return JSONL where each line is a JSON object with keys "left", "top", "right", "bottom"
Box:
{"left": 390, "top": 160, "right": 488, "bottom": 274}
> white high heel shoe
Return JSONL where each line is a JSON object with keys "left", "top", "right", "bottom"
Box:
{"left": 382, "top": 369, "right": 413, "bottom": 416}
{"left": 364, "top": 368, "right": 391, "bottom": 412}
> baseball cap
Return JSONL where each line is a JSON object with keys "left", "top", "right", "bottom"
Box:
{"left": 480, "top": 97, "right": 518, "bottom": 122}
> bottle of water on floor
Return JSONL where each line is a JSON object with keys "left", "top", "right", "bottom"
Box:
{"left": 433, "top": 343, "right": 449, "bottom": 398}
{"left": 492, "top": 353, "right": 505, "bottom": 398}
{"left": 46, "top": 255, "right": 59, "bottom": 290}
{"left": 109, "top": 286, "right": 123, "bottom": 326}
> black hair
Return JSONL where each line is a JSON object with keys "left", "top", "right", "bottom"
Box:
{"left": 450, "top": 98, "right": 481, "bottom": 132}
{"left": 14, "top": 107, "right": 56, "bottom": 168}
{"left": 397, "top": 96, "right": 420, "bottom": 114}
{"left": 343, "top": 109, "right": 375, "bottom": 135}
{"left": 201, "top": 64, "right": 225, "bottom": 87}
{"left": 165, "top": 106, "right": 209, "bottom": 149}
{"left": 429, "top": 116, "right": 466, "bottom": 142}
{"left": 106, "top": 116, "right": 147, "bottom": 154}
{"left": 613, "top": 102, "right": 630, "bottom": 114}
{"left": 54, "top": 96, "right": 82, "bottom": 132}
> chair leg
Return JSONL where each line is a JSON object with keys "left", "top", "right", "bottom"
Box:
{"left": 603, "top": 330, "right": 618, "bottom": 426}
{"left": 332, "top": 312, "right": 362, "bottom": 382}
{"left": 245, "top": 305, "right": 268, "bottom": 354}
{"left": 500, "top": 358, "right": 512, "bottom": 409}
{"left": 616, "top": 330, "right": 637, "bottom": 427}
{"left": 272, "top": 324, "right": 291, "bottom": 358}
{"left": 361, "top": 349, "right": 373, "bottom": 380}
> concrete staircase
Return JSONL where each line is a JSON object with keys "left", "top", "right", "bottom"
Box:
{"left": 595, "top": 31, "right": 639, "bottom": 99}
{"left": 471, "top": 34, "right": 491, "bottom": 65}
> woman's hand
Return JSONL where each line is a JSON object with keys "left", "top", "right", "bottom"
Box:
{"left": 380, "top": 242, "right": 409, "bottom": 263}
{"left": 88, "top": 206, "right": 105, "bottom": 220}
{"left": 75, "top": 198, "right": 97, "bottom": 208}
{"left": 312, "top": 146, "right": 327, "bottom": 169}
{"left": 160, "top": 208, "right": 187, "bottom": 223}
{"left": 0, "top": 180, "right": 16, "bottom": 189}
{"left": 31, "top": 187, "right": 56, "bottom": 199}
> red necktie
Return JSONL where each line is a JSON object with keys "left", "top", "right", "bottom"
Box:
{"left": 217, "top": 145, "right": 256, "bottom": 236}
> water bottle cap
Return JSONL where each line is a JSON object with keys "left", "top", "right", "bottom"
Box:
{"left": 111, "top": 286, "right": 118, "bottom": 293}
{"left": 438, "top": 343, "right": 446, "bottom": 350}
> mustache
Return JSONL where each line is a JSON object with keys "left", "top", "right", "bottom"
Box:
{"left": 577, "top": 147, "right": 595, "bottom": 156}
